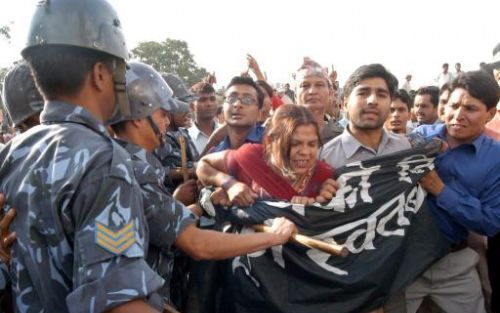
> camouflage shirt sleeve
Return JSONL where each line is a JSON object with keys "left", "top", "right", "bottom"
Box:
{"left": 134, "top": 150, "right": 197, "bottom": 251}
{"left": 66, "top": 147, "right": 163, "bottom": 313}
{"left": 143, "top": 181, "right": 197, "bottom": 251}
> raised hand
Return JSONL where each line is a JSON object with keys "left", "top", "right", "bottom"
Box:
{"left": 246, "top": 54, "right": 265, "bottom": 81}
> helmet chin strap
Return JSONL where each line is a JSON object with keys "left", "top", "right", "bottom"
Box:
{"left": 146, "top": 116, "right": 163, "bottom": 142}
{"left": 112, "top": 60, "right": 130, "bottom": 118}
{"left": 167, "top": 112, "right": 177, "bottom": 131}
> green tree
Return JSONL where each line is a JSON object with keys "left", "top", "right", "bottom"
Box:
{"left": 131, "top": 38, "right": 208, "bottom": 86}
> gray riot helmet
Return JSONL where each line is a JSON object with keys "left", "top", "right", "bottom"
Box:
{"left": 22, "top": 0, "right": 128, "bottom": 60}
{"left": 112, "top": 61, "right": 177, "bottom": 123}
{"left": 2, "top": 62, "right": 44, "bottom": 127}
{"left": 172, "top": 98, "right": 190, "bottom": 114}
{"left": 161, "top": 73, "right": 199, "bottom": 104}
{"left": 21, "top": 0, "right": 131, "bottom": 119}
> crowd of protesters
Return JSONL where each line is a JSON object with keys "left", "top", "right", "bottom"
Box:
{"left": 0, "top": 0, "right": 499, "bottom": 313}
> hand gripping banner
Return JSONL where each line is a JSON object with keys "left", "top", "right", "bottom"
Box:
{"left": 207, "top": 140, "right": 450, "bottom": 313}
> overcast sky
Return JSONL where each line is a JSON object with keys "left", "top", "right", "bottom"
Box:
{"left": 1, "top": 0, "right": 498, "bottom": 89}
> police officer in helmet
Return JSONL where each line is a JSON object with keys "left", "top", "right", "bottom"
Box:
{"left": 0, "top": 0, "right": 165, "bottom": 312}
{"left": 2, "top": 62, "right": 44, "bottom": 133}
{"left": 110, "top": 61, "right": 296, "bottom": 311}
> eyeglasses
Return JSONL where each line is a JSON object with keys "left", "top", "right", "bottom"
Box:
{"left": 198, "top": 96, "right": 217, "bottom": 102}
{"left": 225, "top": 95, "right": 257, "bottom": 106}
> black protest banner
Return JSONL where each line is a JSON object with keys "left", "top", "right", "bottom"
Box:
{"left": 216, "top": 141, "right": 450, "bottom": 313}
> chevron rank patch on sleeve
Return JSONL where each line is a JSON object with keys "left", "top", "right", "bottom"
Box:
{"left": 95, "top": 221, "right": 137, "bottom": 255}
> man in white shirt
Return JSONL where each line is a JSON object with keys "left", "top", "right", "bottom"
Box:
{"left": 402, "top": 74, "right": 413, "bottom": 93}
{"left": 436, "top": 63, "right": 453, "bottom": 88}
{"left": 188, "top": 82, "right": 219, "bottom": 154}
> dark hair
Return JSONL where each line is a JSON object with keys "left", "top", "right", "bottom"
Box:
{"left": 23, "top": 45, "right": 116, "bottom": 100}
{"left": 480, "top": 62, "right": 493, "bottom": 76}
{"left": 190, "top": 82, "right": 215, "bottom": 95}
{"left": 343, "top": 64, "right": 398, "bottom": 99}
{"left": 393, "top": 89, "right": 412, "bottom": 111}
{"left": 450, "top": 71, "right": 500, "bottom": 109}
{"left": 439, "top": 83, "right": 451, "bottom": 96}
{"left": 256, "top": 80, "right": 273, "bottom": 98}
{"left": 443, "top": 63, "right": 449, "bottom": 67}
{"left": 408, "top": 90, "right": 417, "bottom": 104}
{"left": 264, "top": 104, "right": 321, "bottom": 178}
{"left": 226, "top": 76, "right": 264, "bottom": 109}
{"left": 110, "top": 120, "right": 127, "bottom": 134}
{"left": 415, "top": 86, "right": 440, "bottom": 107}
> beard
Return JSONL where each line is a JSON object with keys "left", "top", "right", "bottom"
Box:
{"left": 351, "top": 113, "right": 386, "bottom": 130}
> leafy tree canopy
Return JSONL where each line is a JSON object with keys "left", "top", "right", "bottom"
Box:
{"left": 131, "top": 38, "right": 208, "bottom": 87}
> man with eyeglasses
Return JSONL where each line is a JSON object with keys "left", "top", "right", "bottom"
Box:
{"left": 184, "top": 76, "right": 265, "bottom": 313}
{"left": 188, "top": 82, "right": 220, "bottom": 154}
{"left": 211, "top": 76, "right": 265, "bottom": 152}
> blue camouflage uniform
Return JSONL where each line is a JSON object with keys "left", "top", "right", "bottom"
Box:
{"left": 155, "top": 128, "right": 199, "bottom": 192}
{"left": 115, "top": 138, "right": 197, "bottom": 305}
{"left": 161, "top": 128, "right": 199, "bottom": 166}
{"left": 0, "top": 101, "right": 163, "bottom": 313}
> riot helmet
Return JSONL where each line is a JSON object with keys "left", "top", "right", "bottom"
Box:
{"left": 21, "top": 0, "right": 130, "bottom": 119}
{"left": 161, "top": 73, "right": 199, "bottom": 104}
{"left": 118, "top": 62, "right": 178, "bottom": 122}
{"left": 22, "top": 0, "right": 128, "bottom": 60}
{"left": 159, "top": 73, "right": 192, "bottom": 115}
{"left": 168, "top": 96, "right": 190, "bottom": 116}
{"left": 2, "top": 62, "right": 44, "bottom": 128}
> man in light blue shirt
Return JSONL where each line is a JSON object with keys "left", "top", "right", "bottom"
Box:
{"left": 321, "top": 64, "right": 411, "bottom": 169}
{"left": 321, "top": 63, "right": 410, "bottom": 313}
{"left": 212, "top": 76, "right": 265, "bottom": 152}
